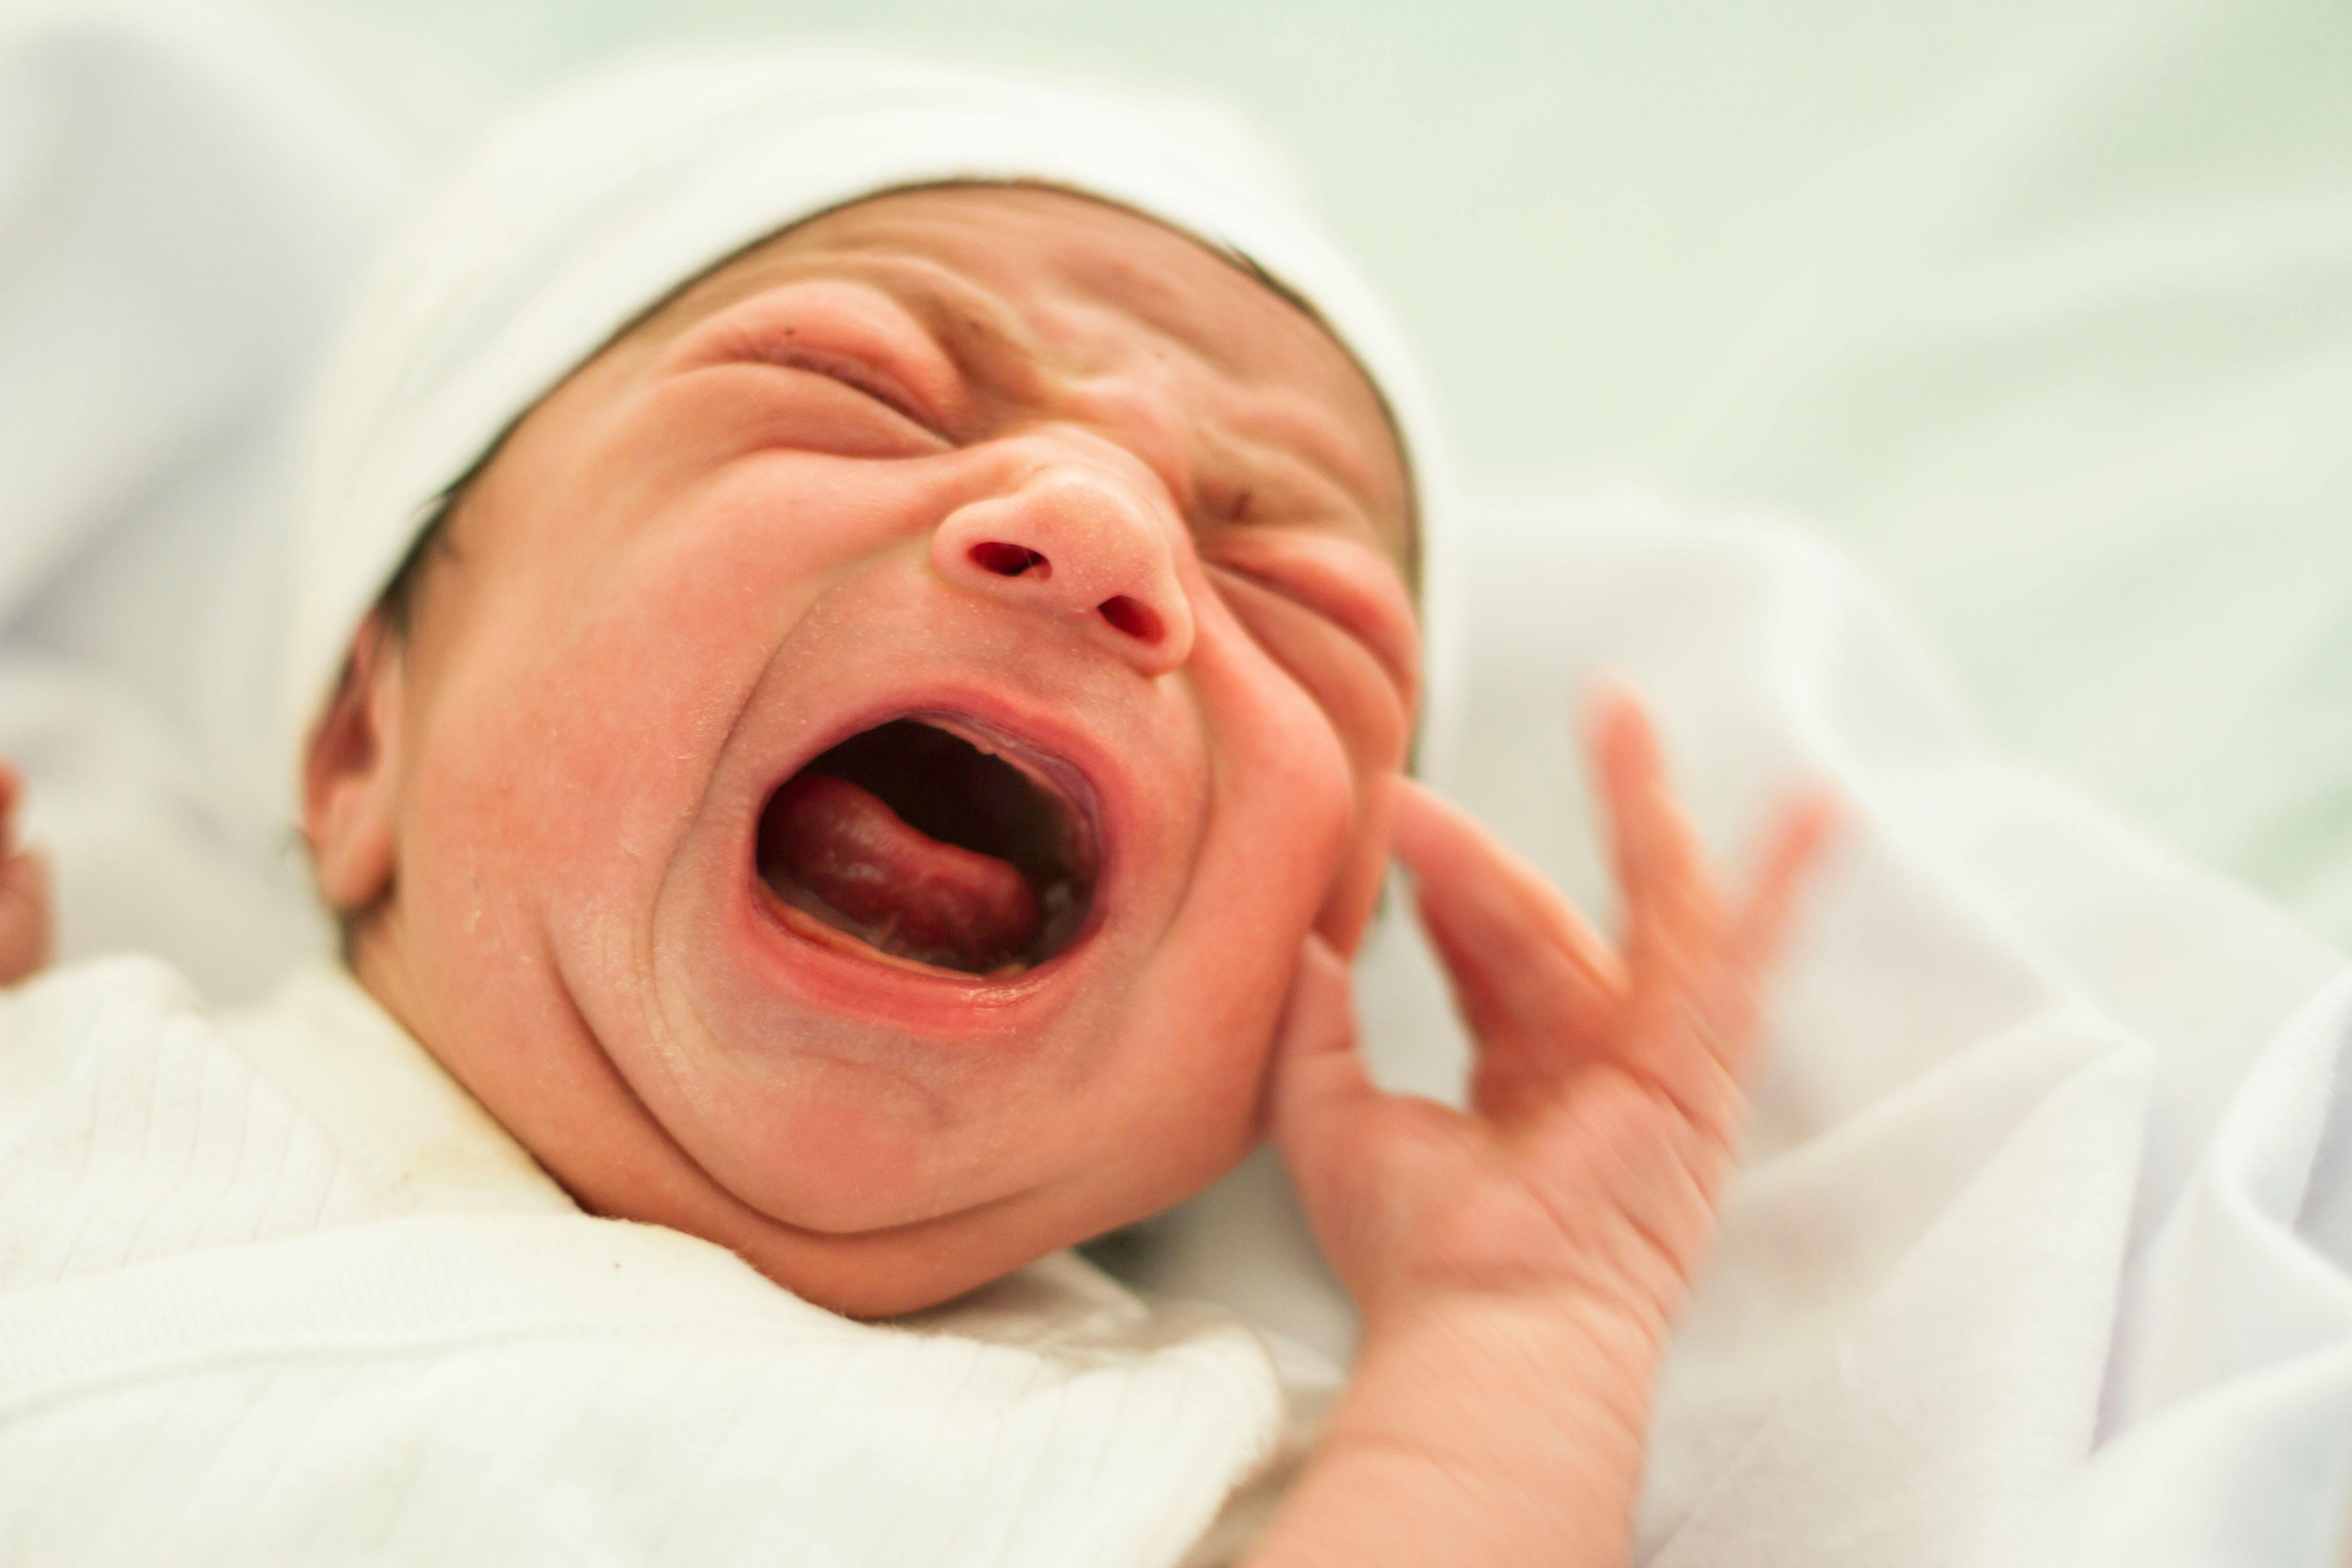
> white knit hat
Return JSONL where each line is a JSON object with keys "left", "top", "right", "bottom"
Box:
{"left": 284, "top": 50, "right": 1460, "bottom": 789}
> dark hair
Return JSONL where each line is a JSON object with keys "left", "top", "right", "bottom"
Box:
{"left": 323, "top": 498, "right": 456, "bottom": 958}
{"left": 375, "top": 510, "right": 451, "bottom": 641}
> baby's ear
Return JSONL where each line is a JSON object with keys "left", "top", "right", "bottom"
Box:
{"left": 302, "top": 612, "right": 405, "bottom": 916}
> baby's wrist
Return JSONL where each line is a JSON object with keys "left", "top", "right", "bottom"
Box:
{"left": 1255, "top": 1292, "right": 1668, "bottom": 1567}
{"left": 1353, "top": 1267, "right": 1676, "bottom": 1375}
{"left": 1334, "top": 1288, "right": 1667, "bottom": 1488}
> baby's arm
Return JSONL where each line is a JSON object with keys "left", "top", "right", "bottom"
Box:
{"left": 0, "top": 761, "right": 54, "bottom": 985}
{"left": 1249, "top": 690, "right": 1833, "bottom": 1567}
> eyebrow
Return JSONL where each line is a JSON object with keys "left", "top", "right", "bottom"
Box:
{"left": 810, "top": 253, "right": 1049, "bottom": 399}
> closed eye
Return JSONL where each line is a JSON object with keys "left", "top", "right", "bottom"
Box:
{"left": 1205, "top": 549, "right": 1420, "bottom": 701}
{"left": 656, "top": 279, "right": 970, "bottom": 446}
{"left": 1207, "top": 559, "right": 1416, "bottom": 771}
{"left": 739, "top": 346, "right": 946, "bottom": 439}
{"left": 666, "top": 350, "right": 952, "bottom": 464}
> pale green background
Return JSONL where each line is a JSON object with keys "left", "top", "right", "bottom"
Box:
{"left": 339, "top": 0, "right": 2086, "bottom": 487}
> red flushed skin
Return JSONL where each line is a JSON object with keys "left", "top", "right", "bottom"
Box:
{"left": 760, "top": 771, "right": 1042, "bottom": 971}
{"left": 307, "top": 187, "right": 1421, "bottom": 1319}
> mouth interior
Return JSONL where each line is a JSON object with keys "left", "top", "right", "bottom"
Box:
{"left": 756, "top": 718, "right": 1098, "bottom": 976}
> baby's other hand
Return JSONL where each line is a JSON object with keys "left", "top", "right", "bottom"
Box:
{"left": 0, "top": 761, "right": 54, "bottom": 986}
{"left": 1270, "top": 686, "right": 1834, "bottom": 1348}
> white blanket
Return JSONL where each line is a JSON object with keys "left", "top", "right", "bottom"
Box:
{"left": 5, "top": 4, "right": 2352, "bottom": 1564}
{"left": 1460, "top": 500, "right": 2352, "bottom": 1565}
{"left": 0, "top": 957, "right": 1294, "bottom": 1566}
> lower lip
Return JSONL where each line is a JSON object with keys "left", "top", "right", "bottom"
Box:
{"left": 738, "top": 869, "right": 1090, "bottom": 1035}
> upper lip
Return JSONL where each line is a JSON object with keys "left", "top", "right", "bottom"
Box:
{"left": 885, "top": 708, "right": 1103, "bottom": 883}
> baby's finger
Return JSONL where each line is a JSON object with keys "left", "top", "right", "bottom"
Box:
{"left": 0, "top": 760, "right": 20, "bottom": 848}
{"left": 0, "top": 846, "right": 52, "bottom": 984}
{"left": 1591, "top": 686, "right": 1715, "bottom": 975}
{"left": 1391, "top": 779, "right": 1622, "bottom": 1045}
{"left": 1663, "top": 790, "right": 1838, "bottom": 1092}
{"left": 1728, "top": 789, "right": 1840, "bottom": 982}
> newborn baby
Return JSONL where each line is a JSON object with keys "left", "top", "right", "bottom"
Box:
{"left": 304, "top": 181, "right": 1434, "bottom": 1321}
{"left": 0, "top": 59, "right": 1828, "bottom": 1567}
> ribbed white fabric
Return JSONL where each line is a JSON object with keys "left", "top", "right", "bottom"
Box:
{"left": 0, "top": 958, "right": 1289, "bottom": 1567}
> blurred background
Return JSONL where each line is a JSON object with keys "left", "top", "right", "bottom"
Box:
{"left": 318, "top": 0, "right": 2352, "bottom": 937}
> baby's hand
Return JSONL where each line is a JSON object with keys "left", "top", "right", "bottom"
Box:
{"left": 1250, "top": 688, "right": 1832, "bottom": 1567}
{"left": 0, "top": 761, "right": 54, "bottom": 987}
{"left": 1275, "top": 688, "right": 1830, "bottom": 1339}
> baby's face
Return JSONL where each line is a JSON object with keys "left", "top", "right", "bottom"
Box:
{"left": 329, "top": 185, "right": 1418, "bottom": 1315}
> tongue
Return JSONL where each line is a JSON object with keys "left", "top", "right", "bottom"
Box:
{"left": 760, "top": 771, "right": 1042, "bottom": 972}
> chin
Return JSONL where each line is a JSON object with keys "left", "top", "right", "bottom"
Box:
{"left": 738, "top": 1103, "right": 1264, "bottom": 1321}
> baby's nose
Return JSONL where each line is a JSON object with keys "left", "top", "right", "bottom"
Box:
{"left": 931, "top": 466, "right": 1196, "bottom": 676}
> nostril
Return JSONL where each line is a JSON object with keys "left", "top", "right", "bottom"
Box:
{"left": 1097, "top": 595, "right": 1164, "bottom": 644}
{"left": 970, "top": 542, "right": 1050, "bottom": 579}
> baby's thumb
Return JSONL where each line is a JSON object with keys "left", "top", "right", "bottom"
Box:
{"left": 1266, "top": 935, "right": 1372, "bottom": 1200}
{"left": 0, "top": 847, "right": 53, "bottom": 985}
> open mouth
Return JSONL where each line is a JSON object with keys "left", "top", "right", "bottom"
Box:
{"left": 755, "top": 717, "right": 1101, "bottom": 977}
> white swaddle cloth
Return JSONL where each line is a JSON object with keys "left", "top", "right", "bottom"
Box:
{"left": 0, "top": 954, "right": 1296, "bottom": 1567}
{"left": 280, "top": 49, "right": 1461, "bottom": 801}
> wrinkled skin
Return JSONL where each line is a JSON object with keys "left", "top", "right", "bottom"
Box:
{"left": 304, "top": 186, "right": 1422, "bottom": 1318}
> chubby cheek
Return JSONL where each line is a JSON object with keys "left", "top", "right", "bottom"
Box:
{"left": 1071, "top": 617, "right": 1362, "bottom": 1202}
{"left": 1202, "top": 567, "right": 1416, "bottom": 958}
{"left": 1067, "top": 573, "right": 1417, "bottom": 1213}
{"left": 392, "top": 622, "right": 720, "bottom": 1097}
{"left": 400, "top": 468, "right": 889, "bottom": 1046}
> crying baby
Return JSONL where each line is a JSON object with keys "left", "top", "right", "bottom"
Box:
{"left": 0, "top": 57, "right": 1830, "bottom": 1568}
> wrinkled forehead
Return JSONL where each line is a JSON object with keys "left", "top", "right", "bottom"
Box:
{"left": 616, "top": 183, "right": 1417, "bottom": 577}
